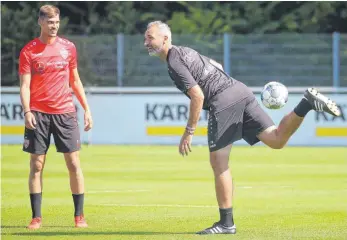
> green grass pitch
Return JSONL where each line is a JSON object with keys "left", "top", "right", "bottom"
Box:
{"left": 1, "top": 145, "right": 346, "bottom": 240}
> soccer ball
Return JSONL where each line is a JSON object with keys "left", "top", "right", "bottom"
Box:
{"left": 261, "top": 81, "right": 288, "bottom": 109}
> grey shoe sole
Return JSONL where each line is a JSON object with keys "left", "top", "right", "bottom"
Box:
{"left": 304, "top": 88, "right": 341, "bottom": 117}
{"left": 196, "top": 224, "right": 237, "bottom": 235}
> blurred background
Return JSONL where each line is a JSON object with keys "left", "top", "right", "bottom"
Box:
{"left": 1, "top": 1, "right": 347, "bottom": 146}
{"left": 2, "top": 3, "right": 347, "bottom": 238}
{"left": 1, "top": 1, "right": 347, "bottom": 87}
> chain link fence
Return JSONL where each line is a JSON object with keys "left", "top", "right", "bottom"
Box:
{"left": 2, "top": 34, "right": 346, "bottom": 87}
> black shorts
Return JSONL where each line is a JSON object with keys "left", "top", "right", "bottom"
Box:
{"left": 23, "top": 111, "right": 81, "bottom": 154}
{"left": 208, "top": 96, "right": 275, "bottom": 152}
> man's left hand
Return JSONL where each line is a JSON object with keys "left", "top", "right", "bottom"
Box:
{"left": 84, "top": 110, "right": 93, "bottom": 131}
{"left": 179, "top": 131, "right": 193, "bottom": 156}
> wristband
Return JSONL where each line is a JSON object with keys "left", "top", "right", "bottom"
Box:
{"left": 185, "top": 126, "right": 195, "bottom": 135}
{"left": 24, "top": 111, "right": 31, "bottom": 116}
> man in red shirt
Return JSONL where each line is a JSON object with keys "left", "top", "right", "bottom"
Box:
{"left": 19, "top": 5, "right": 92, "bottom": 229}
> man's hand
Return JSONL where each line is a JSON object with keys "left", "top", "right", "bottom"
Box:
{"left": 84, "top": 110, "right": 93, "bottom": 131}
{"left": 24, "top": 112, "right": 36, "bottom": 130}
{"left": 179, "top": 131, "right": 193, "bottom": 156}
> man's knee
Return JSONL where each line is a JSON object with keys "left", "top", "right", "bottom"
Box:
{"left": 209, "top": 147, "right": 232, "bottom": 175}
{"left": 30, "top": 162, "right": 44, "bottom": 173}
{"left": 267, "top": 129, "right": 286, "bottom": 149}
{"left": 258, "top": 126, "right": 286, "bottom": 149}
{"left": 269, "top": 141, "right": 286, "bottom": 149}
{"left": 67, "top": 162, "right": 81, "bottom": 173}
{"left": 210, "top": 160, "right": 229, "bottom": 174}
{"left": 30, "top": 154, "right": 45, "bottom": 173}
{"left": 64, "top": 152, "right": 82, "bottom": 173}
{"left": 66, "top": 159, "right": 81, "bottom": 173}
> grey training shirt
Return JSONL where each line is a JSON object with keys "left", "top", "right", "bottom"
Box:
{"left": 167, "top": 45, "right": 249, "bottom": 112}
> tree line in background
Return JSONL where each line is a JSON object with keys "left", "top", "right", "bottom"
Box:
{"left": 2, "top": 1, "right": 347, "bottom": 85}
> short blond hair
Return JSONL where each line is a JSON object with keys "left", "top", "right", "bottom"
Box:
{"left": 39, "top": 5, "right": 60, "bottom": 19}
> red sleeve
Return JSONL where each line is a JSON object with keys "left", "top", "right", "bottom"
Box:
{"left": 19, "top": 49, "right": 31, "bottom": 75}
{"left": 69, "top": 44, "right": 77, "bottom": 69}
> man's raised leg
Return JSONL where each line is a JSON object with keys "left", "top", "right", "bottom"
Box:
{"left": 258, "top": 88, "right": 341, "bottom": 149}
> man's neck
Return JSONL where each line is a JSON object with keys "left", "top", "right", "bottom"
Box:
{"left": 39, "top": 34, "right": 57, "bottom": 45}
{"left": 159, "top": 44, "right": 172, "bottom": 62}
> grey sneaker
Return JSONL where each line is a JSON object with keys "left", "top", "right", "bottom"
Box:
{"left": 196, "top": 222, "right": 236, "bottom": 235}
{"left": 304, "top": 88, "right": 341, "bottom": 117}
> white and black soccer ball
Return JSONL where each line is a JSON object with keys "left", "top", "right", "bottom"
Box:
{"left": 261, "top": 81, "right": 288, "bottom": 109}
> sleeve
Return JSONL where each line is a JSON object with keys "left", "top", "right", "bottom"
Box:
{"left": 69, "top": 43, "right": 77, "bottom": 69}
{"left": 18, "top": 49, "right": 31, "bottom": 75}
{"left": 168, "top": 56, "right": 197, "bottom": 93}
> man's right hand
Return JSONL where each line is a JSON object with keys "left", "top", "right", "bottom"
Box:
{"left": 25, "top": 112, "right": 37, "bottom": 130}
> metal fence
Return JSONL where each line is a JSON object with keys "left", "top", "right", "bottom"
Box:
{"left": 3, "top": 33, "right": 347, "bottom": 87}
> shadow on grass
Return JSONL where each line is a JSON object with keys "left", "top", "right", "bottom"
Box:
{"left": 3, "top": 231, "right": 195, "bottom": 236}
{"left": 1, "top": 225, "right": 72, "bottom": 229}
{"left": 1, "top": 226, "right": 26, "bottom": 229}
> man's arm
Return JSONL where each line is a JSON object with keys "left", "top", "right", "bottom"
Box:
{"left": 69, "top": 68, "right": 90, "bottom": 112}
{"left": 186, "top": 85, "right": 204, "bottom": 130}
{"left": 70, "top": 68, "right": 93, "bottom": 131}
{"left": 168, "top": 55, "right": 204, "bottom": 133}
{"left": 19, "top": 48, "right": 32, "bottom": 114}
{"left": 168, "top": 52, "right": 204, "bottom": 155}
{"left": 20, "top": 74, "right": 31, "bottom": 113}
{"left": 20, "top": 73, "right": 36, "bottom": 129}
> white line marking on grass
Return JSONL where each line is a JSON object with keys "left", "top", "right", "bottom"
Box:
{"left": 238, "top": 186, "right": 292, "bottom": 189}
{"left": 88, "top": 190, "right": 149, "bottom": 194}
{"left": 101, "top": 204, "right": 216, "bottom": 208}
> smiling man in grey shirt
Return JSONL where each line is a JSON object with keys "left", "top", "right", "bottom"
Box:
{"left": 144, "top": 21, "right": 341, "bottom": 235}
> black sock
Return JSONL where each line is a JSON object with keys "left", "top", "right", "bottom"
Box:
{"left": 30, "top": 193, "right": 42, "bottom": 218}
{"left": 294, "top": 98, "right": 313, "bottom": 117}
{"left": 72, "top": 193, "right": 84, "bottom": 217}
{"left": 219, "top": 208, "right": 234, "bottom": 227}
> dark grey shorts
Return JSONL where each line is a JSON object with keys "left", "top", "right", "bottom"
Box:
{"left": 23, "top": 111, "right": 81, "bottom": 154}
{"left": 207, "top": 96, "right": 275, "bottom": 152}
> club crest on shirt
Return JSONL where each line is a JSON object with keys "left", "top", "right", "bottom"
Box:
{"left": 60, "top": 48, "right": 68, "bottom": 59}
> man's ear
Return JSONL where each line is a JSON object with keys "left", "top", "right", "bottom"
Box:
{"left": 164, "top": 35, "right": 168, "bottom": 44}
{"left": 38, "top": 18, "right": 41, "bottom": 26}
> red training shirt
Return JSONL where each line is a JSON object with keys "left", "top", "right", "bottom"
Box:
{"left": 19, "top": 37, "right": 77, "bottom": 114}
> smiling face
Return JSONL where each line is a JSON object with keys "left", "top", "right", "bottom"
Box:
{"left": 144, "top": 25, "right": 168, "bottom": 56}
{"left": 38, "top": 5, "right": 60, "bottom": 38}
{"left": 39, "top": 14, "right": 60, "bottom": 37}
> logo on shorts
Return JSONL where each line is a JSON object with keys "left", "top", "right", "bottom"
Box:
{"left": 24, "top": 139, "right": 30, "bottom": 149}
{"left": 60, "top": 48, "right": 68, "bottom": 59}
